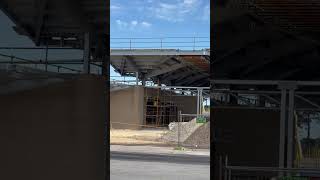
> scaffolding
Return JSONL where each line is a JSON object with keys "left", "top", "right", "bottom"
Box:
{"left": 144, "top": 86, "right": 210, "bottom": 127}
{"left": 145, "top": 87, "right": 179, "bottom": 127}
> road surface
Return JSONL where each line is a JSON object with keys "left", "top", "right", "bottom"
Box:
{"left": 111, "top": 152, "right": 210, "bottom": 180}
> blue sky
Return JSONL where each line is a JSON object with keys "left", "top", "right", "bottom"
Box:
{"left": 110, "top": 0, "right": 210, "bottom": 38}
{"left": 0, "top": 0, "right": 210, "bottom": 76}
{"left": 110, "top": 0, "right": 210, "bottom": 77}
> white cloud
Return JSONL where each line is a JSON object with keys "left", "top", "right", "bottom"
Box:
{"left": 201, "top": 4, "right": 210, "bottom": 22}
{"left": 150, "top": 0, "right": 202, "bottom": 22}
{"left": 116, "top": 20, "right": 152, "bottom": 30}
{"left": 111, "top": 5, "right": 121, "bottom": 10}
{"left": 131, "top": 21, "right": 138, "bottom": 26}
{"left": 116, "top": 20, "right": 128, "bottom": 29}
{"left": 141, "top": 21, "right": 152, "bottom": 28}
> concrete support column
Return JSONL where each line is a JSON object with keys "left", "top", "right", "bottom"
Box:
{"left": 83, "top": 32, "right": 90, "bottom": 74}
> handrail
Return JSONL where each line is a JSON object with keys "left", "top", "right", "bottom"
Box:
{"left": 110, "top": 37, "right": 210, "bottom": 50}
{"left": 0, "top": 52, "right": 81, "bottom": 73}
{"left": 225, "top": 165, "right": 320, "bottom": 174}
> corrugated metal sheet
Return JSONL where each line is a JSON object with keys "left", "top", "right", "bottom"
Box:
{"left": 253, "top": 0, "right": 320, "bottom": 32}
{"left": 180, "top": 56, "right": 210, "bottom": 73}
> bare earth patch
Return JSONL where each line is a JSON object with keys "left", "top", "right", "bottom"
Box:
{"left": 110, "top": 128, "right": 169, "bottom": 145}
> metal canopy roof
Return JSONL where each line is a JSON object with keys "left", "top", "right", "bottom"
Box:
{"left": 213, "top": 0, "right": 320, "bottom": 81}
{"left": 0, "top": 0, "right": 108, "bottom": 50}
{"left": 110, "top": 49, "right": 210, "bottom": 87}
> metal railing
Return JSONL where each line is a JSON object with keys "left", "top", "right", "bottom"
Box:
{"left": 219, "top": 156, "right": 320, "bottom": 180}
{"left": 0, "top": 52, "right": 82, "bottom": 73}
{"left": 110, "top": 37, "right": 210, "bottom": 50}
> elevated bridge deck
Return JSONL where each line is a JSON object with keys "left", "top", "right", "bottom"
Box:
{"left": 110, "top": 49, "right": 210, "bottom": 87}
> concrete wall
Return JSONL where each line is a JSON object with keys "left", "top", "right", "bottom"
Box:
{"left": 110, "top": 86, "right": 144, "bottom": 129}
{"left": 110, "top": 86, "right": 197, "bottom": 129}
{"left": 0, "top": 75, "right": 105, "bottom": 180}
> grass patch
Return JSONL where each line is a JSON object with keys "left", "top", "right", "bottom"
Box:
{"left": 174, "top": 146, "right": 185, "bottom": 151}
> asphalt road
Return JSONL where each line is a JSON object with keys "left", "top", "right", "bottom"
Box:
{"left": 111, "top": 152, "right": 210, "bottom": 180}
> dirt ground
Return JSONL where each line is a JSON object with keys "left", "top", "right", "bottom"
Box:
{"left": 110, "top": 128, "right": 170, "bottom": 145}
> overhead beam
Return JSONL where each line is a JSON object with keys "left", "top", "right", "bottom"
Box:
{"left": 158, "top": 56, "right": 172, "bottom": 65}
{"left": 49, "top": 0, "right": 94, "bottom": 40}
{"left": 239, "top": 44, "right": 315, "bottom": 77}
{"left": 183, "top": 75, "right": 208, "bottom": 85}
{"left": 145, "top": 63, "right": 186, "bottom": 79}
{"left": 124, "top": 56, "right": 140, "bottom": 73}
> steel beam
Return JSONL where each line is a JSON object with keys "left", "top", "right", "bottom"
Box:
{"left": 124, "top": 56, "right": 140, "bottom": 73}
{"left": 145, "top": 63, "right": 186, "bottom": 79}
{"left": 212, "top": 79, "right": 320, "bottom": 86}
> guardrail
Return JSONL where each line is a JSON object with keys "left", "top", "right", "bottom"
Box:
{"left": 110, "top": 37, "right": 210, "bottom": 50}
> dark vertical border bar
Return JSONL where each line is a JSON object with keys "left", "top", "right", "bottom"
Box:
{"left": 103, "top": 0, "right": 110, "bottom": 179}
{"left": 210, "top": 0, "right": 215, "bottom": 179}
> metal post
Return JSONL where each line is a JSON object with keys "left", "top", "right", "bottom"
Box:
{"left": 135, "top": 72, "right": 139, "bottom": 85}
{"left": 224, "top": 156, "right": 228, "bottom": 180}
{"left": 83, "top": 32, "right": 90, "bottom": 74}
{"left": 228, "top": 169, "right": 231, "bottom": 180}
{"left": 279, "top": 88, "right": 287, "bottom": 174}
{"left": 193, "top": 37, "right": 196, "bottom": 51}
{"left": 45, "top": 43, "right": 48, "bottom": 72}
{"left": 197, "top": 89, "right": 200, "bottom": 117}
{"left": 219, "top": 156, "right": 223, "bottom": 180}
{"left": 200, "top": 89, "right": 203, "bottom": 115}
{"left": 178, "top": 110, "right": 182, "bottom": 147}
{"left": 287, "top": 89, "right": 295, "bottom": 169}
